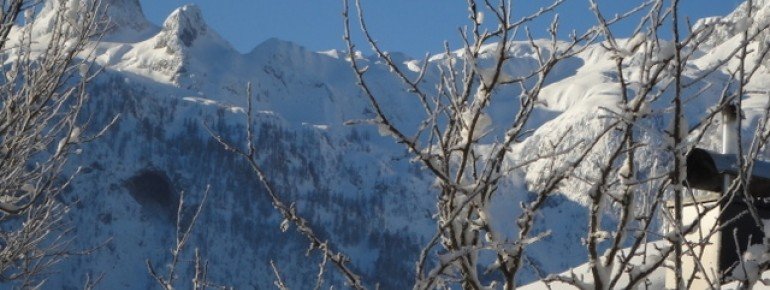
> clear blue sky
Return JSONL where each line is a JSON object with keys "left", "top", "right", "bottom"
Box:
{"left": 138, "top": 0, "right": 744, "bottom": 56}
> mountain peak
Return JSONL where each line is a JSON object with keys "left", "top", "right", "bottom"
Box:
{"left": 100, "top": 0, "right": 152, "bottom": 33}
{"left": 157, "top": 4, "right": 208, "bottom": 48}
{"left": 38, "top": 0, "right": 152, "bottom": 41}
{"left": 693, "top": 0, "right": 770, "bottom": 50}
{"left": 109, "top": 3, "right": 239, "bottom": 87}
{"left": 250, "top": 38, "right": 302, "bottom": 54}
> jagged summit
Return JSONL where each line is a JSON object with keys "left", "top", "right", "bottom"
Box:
{"left": 105, "top": 3, "right": 239, "bottom": 86}
{"left": 693, "top": 0, "right": 770, "bottom": 50}
{"left": 38, "top": 0, "right": 154, "bottom": 40}
{"left": 100, "top": 0, "right": 153, "bottom": 34}
{"left": 156, "top": 4, "right": 208, "bottom": 48}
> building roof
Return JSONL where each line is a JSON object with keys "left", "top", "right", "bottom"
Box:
{"left": 686, "top": 148, "right": 770, "bottom": 197}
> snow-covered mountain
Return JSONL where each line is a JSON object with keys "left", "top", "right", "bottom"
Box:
{"left": 13, "top": 0, "right": 770, "bottom": 288}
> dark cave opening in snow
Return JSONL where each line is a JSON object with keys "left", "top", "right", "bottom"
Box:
{"left": 124, "top": 169, "right": 179, "bottom": 220}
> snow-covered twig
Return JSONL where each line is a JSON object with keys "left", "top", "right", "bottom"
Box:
{"left": 270, "top": 260, "right": 290, "bottom": 290}
{"left": 205, "top": 84, "right": 367, "bottom": 289}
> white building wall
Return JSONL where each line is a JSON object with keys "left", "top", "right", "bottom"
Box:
{"left": 666, "top": 198, "right": 721, "bottom": 289}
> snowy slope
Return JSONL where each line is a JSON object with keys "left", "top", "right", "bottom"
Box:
{"left": 520, "top": 242, "right": 669, "bottom": 289}
{"left": 21, "top": 1, "right": 437, "bottom": 289}
{"left": 9, "top": 0, "right": 770, "bottom": 289}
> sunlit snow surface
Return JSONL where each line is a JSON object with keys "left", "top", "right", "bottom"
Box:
{"left": 520, "top": 242, "right": 668, "bottom": 289}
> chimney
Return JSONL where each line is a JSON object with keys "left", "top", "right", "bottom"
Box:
{"left": 722, "top": 103, "right": 739, "bottom": 155}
